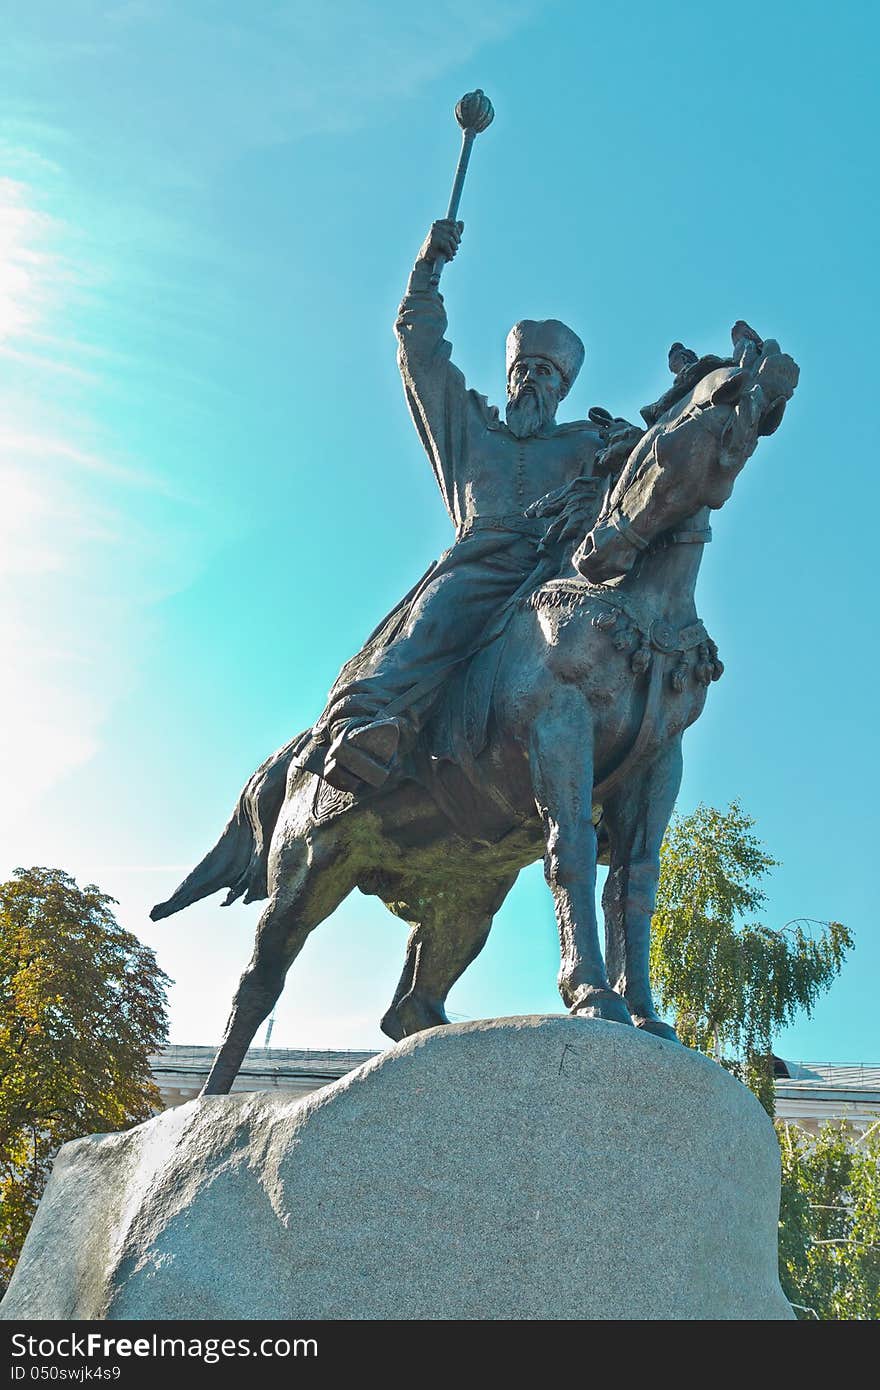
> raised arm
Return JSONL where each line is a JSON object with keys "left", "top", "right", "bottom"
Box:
{"left": 395, "top": 220, "right": 473, "bottom": 521}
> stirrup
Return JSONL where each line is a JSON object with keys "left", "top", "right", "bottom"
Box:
{"left": 324, "top": 719, "right": 401, "bottom": 789}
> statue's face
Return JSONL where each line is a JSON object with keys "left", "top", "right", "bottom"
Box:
{"left": 505, "top": 355, "right": 564, "bottom": 439}
{"left": 507, "top": 355, "right": 564, "bottom": 404}
{"left": 500, "top": 350, "right": 561, "bottom": 436}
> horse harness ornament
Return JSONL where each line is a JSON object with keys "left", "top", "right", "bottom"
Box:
{"left": 526, "top": 525, "right": 723, "bottom": 807}
{"left": 312, "top": 526, "right": 724, "bottom": 831}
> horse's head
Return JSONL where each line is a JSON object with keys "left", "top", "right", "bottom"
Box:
{"left": 574, "top": 327, "right": 799, "bottom": 582}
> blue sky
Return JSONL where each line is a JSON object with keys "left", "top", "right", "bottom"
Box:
{"left": 2, "top": 0, "right": 877, "bottom": 1063}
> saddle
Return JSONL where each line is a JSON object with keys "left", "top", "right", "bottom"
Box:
{"left": 308, "top": 624, "right": 521, "bottom": 843}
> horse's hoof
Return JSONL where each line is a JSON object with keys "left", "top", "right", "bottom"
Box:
{"left": 571, "top": 988, "right": 633, "bottom": 1027}
{"left": 384, "top": 993, "right": 449, "bottom": 1039}
{"left": 631, "top": 1015, "right": 680, "bottom": 1043}
{"left": 379, "top": 1006, "right": 406, "bottom": 1042}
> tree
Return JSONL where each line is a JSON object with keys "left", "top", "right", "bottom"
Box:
{"left": 778, "top": 1120, "right": 880, "bottom": 1320}
{"left": 648, "top": 804, "right": 872, "bottom": 1320}
{"left": 0, "top": 866, "right": 170, "bottom": 1287}
{"left": 649, "top": 802, "right": 852, "bottom": 1112}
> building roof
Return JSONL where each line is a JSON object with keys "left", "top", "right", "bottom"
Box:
{"left": 149, "top": 1045, "right": 880, "bottom": 1133}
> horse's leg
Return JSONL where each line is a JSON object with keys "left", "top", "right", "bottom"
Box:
{"left": 529, "top": 695, "right": 632, "bottom": 1026}
{"left": 202, "top": 829, "right": 357, "bottom": 1094}
{"left": 380, "top": 872, "right": 518, "bottom": 1040}
{"left": 601, "top": 738, "right": 683, "bottom": 1041}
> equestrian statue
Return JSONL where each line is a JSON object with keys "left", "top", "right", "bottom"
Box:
{"left": 151, "top": 93, "right": 799, "bottom": 1095}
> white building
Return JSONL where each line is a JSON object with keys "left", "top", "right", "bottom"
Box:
{"left": 151, "top": 1044, "right": 880, "bottom": 1135}
{"left": 774, "top": 1061, "right": 880, "bottom": 1135}
{"left": 150, "top": 1044, "right": 377, "bottom": 1107}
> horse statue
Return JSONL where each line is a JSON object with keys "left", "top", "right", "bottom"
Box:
{"left": 152, "top": 326, "right": 798, "bottom": 1095}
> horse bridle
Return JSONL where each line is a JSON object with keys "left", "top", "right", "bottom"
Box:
{"left": 596, "top": 507, "right": 713, "bottom": 558}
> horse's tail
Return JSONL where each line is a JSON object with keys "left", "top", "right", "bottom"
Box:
{"left": 149, "top": 734, "right": 307, "bottom": 921}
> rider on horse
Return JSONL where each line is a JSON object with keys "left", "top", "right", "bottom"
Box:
{"left": 295, "top": 219, "right": 631, "bottom": 793}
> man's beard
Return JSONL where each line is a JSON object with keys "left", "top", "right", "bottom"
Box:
{"left": 505, "top": 381, "right": 557, "bottom": 439}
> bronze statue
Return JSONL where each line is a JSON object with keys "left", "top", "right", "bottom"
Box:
{"left": 294, "top": 234, "right": 611, "bottom": 794}
{"left": 151, "top": 95, "right": 799, "bottom": 1095}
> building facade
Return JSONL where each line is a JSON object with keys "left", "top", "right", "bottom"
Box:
{"left": 151, "top": 1044, "right": 880, "bottom": 1135}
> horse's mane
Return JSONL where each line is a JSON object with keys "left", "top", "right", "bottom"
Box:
{"left": 603, "top": 356, "right": 735, "bottom": 522}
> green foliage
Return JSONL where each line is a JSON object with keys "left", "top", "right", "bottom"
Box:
{"left": 778, "top": 1121, "right": 880, "bottom": 1320}
{"left": 648, "top": 804, "right": 871, "bottom": 1318}
{"left": 650, "top": 802, "right": 852, "bottom": 1113}
{"left": 0, "top": 866, "right": 170, "bottom": 1287}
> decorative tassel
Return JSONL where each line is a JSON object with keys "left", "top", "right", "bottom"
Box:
{"left": 671, "top": 661, "right": 689, "bottom": 693}
{"left": 694, "top": 642, "right": 712, "bottom": 686}
{"left": 707, "top": 638, "right": 724, "bottom": 681}
{"left": 631, "top": 639, "right": 652, "bottom": 675}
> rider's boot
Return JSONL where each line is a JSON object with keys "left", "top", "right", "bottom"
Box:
{"left": 323, "top": 717, "right": 402, "bottom": 792}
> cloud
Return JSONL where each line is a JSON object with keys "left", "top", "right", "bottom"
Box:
{"left": 0, "top": 176, "right": 206, "bottom": 831}
{"left": 0, "top": 445, "right": 141, "bottom": 824}
{"left": 0, "top": 177, "right": 63, "bottom": 340}
{"left": 0, "top": 444, "right": 201, "bottom": 830}
{"left": 2, "top": 2, "right": 541, "bottom": 182}
{"left": 0, "top": 2, "right": 543, "bottom": 831}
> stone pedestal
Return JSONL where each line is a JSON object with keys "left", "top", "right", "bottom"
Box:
{"left": 0, "top": 1017, "right": 793, "bottom": 1320}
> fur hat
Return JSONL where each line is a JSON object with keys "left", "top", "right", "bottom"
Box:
{"left": 506, "top": 319, "right": 585, "bottom": 399}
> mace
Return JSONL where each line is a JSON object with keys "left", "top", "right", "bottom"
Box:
{"left": 430, "top": 89, "right": 495, "bottom": 285}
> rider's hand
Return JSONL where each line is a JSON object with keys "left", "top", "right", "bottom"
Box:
{"left": 590, "top": 409, "right": 645, "bottom": 477}
{"left": 527, "top": 476, "right": 598, "bottom": 521}
{"left": 526, "top": 477, "right": 603, "bottom": 553}
{"left": 419, "top": 220, "right": 464, "bottom": 264}
{"left": 525, "top": 482, "right": 571, "bottom": 520}
{"left": 539, "top": 492, "right": 602, "bottom": 551}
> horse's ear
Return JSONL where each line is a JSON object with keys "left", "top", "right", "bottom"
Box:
{"left": 710, "top": 369, "right": 748, "bottom": 407}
